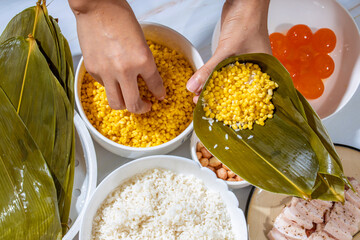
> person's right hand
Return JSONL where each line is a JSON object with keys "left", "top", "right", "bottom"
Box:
{"left": 69, "top": 0, "right": 166, "bottom": 113}
{"left": 187, "top": 0, "right": 272, "bottom": 103}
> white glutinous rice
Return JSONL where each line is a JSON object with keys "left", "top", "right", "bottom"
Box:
{"left": 92, "top": 168, "right": 234, "bottom": 240}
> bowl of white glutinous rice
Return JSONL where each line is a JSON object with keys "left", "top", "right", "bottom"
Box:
{"left": 80, "top": 155, "right": 247, "bottom": 240}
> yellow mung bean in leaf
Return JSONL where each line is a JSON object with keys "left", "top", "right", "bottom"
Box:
{"left": 81, "top": 40, "right": 194, "bottom": 147}
{"left": 202, "top": 62, "right": 278, "bottom": 130}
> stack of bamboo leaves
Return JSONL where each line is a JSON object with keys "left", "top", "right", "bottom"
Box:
{"left": 0, "top": 1, "right": 74, "bottom": 239}
{"left": 194, "top": 54, "right": 351, "bottom": 202}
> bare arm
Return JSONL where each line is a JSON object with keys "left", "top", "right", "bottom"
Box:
{"left": 187, "top": 0, "right": 271, "bottom": 102}
{"left": 69, "top": 0, "right": 166, "bottom": 113}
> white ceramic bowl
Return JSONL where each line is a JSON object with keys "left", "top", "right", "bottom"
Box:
{"left": 75, "top": 22, "right": 204, "bottom": 159}
{"left": 63, "top": 112, "right": 97, "bottom": 240}
{"left": 211, "top": 0, "right": 360, "bottom": 120}
{"left": 190, "top": 132, "right": 251, "bottom": 189}
{"left": 79, "top": 155, "right": 247, "bottom": 240}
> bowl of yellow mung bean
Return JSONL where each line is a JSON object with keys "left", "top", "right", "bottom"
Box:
{"left": 75, "top": 22, "right": 204, "bottom": 158}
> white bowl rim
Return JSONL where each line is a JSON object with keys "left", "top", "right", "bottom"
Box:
{"left": 190, "top": 131, "right": 251, "bottom": 187}
{"left": 63, "top": 112, "right": 98, "bottom": 240}
{"left": 74, "top": 21, "right": 203, "bottom": 152}
{"left": 96, "top": 155, "right": 211, "bottom": 192}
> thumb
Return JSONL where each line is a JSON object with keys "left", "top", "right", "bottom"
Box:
{"left": 186, "top": 53, "right": 226, "bottom": 94}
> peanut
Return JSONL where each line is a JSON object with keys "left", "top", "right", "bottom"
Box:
{"left": 235, "top": 175, "right": 243, "bottom": 181}
{"left": 196, "top": 142, "right": 204, "bottom": 151}
{"left": 227, "top": 170, "right": 236, "bottom": 178}
{"left": 206, "top": 166, "right": 216, "bottom": 173}
{"left": 216, "top": 168, "right": 227, "bottom": 180}
{"left": 227, "top": 178, "right": 236, "bottom": 181}
{"left": 208, "top": 157, "right": 222, "bottom": 168}
{"left": 196, "top": 151, "right": 202, "bottom": 160}
{"left": 199, "top": 158, "right": 209, "bottom": 167}
{"left": 200, "top": 147, "right": 212, "bottom": 158}
{"left": 222, "top": 164, "right": 230, "bottom": 171}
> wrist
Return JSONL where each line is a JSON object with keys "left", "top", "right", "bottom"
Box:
{"left": 68, "top": 0, "right": 97, "bottom": 15}
{"left": 222, "top": 0, "right": 270, "bottom": 33}
{"left": 225, "top": 0, "right": 270, "bottom": 8}
{"left": 69, "top": 0, "right": 129, "bottom": 16}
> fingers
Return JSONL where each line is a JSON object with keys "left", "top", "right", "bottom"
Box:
{"left": 103, "top": 78, "right": 126, "bottom": 110}
{"left": 98, "top": 58, "right": 164, "bottom": 114}
{"left": 118, "top": 72, "right": 151, "bottom": 114}
{"left": 193, "top": 95, "right": 199, "bottom": 104}
{"left": 83, "top": 61, "right": 104, "bottom": 86}
{"left": 141, "top": 65, "right": 166, "bottom": 101}
{"left": 97, "top": 78, "right": 104, "bottom": 86}
{"left": 187, "top": 52, "right": 227, "bottom": 95}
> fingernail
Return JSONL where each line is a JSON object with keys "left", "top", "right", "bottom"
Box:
{"left": 159, "top": 95, "right": 165, "bottom": 101}
{"left": 186, "top": 75, "right": 201, "bottom": 93}
{"left": 193, "top": 95, "right": 199, "bottom": 104}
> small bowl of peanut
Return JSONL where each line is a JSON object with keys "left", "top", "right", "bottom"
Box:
{"left": 190, "top": 132, "right": 250, "bottom": 189}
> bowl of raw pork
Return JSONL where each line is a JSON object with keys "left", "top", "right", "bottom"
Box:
{"left": 246, "top": 144, "right": 360, "bottom": 240}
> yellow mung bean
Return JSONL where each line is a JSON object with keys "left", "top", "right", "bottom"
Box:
{"left": 81, "top": 40, "right": 195, "bottom": 147}
{"left": 203, "top": 62, "right": 278, "bottom": 130}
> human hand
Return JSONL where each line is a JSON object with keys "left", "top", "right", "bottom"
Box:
{"left": 70, "top": 0, "right": 166, "bottom": 113}
{"left": 186, "top": 0, "right": 271, "bottom": 103}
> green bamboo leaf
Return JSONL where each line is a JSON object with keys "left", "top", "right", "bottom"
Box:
{"left": 48, "top": 15, "right": 67, "bottom": 90}
{"left": 0, "top": 2, "right": 62, "bottom": 84}
{"left": 0, "top": 36, "right": 74, "bottom": 228}
{"left": 0, "top": 1, "right": 75, "bottom": 235}
{"left": 59, "top": 136, "right": 75, "bottom": 235}
{"left": 0, "top": 1, "right": 69, "bottom": 90}
{"left": 52, "top": 78, "right": 74, "bottom": 229}
{"left": 194, "top": 53, "right": 347, "bottom": 201}
{"left": 0, "top": 37, "right": 56, "bottom": 170}
{"left": 0, "top": 87, "right": 61, "bottom": 239}
{"left": 39, "top": 2, "right": 76, "bottom": 230}
{"left": 64, "top": 36, "right": 75, "bottom": 107}
{"left": 296, "top": 91, "right": 349, "bottom": 201}
{"left": 51, "top": 19, "right": 76, "bottom": 233}
{"left": 51, "top": 76, "right": 75, "bottom": 234}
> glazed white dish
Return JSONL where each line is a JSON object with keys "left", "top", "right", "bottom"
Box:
{"left": 79, "top": 155, "right": 248, "bottom": 240}
{"left": 211, "top": 0, "right": 360, "bottom": 120}
{"left": 246, "top": 145, "right": 360, "bottom": 240}
{"left": 63, "top": 112, "right": 97, "bottom": 240}
{"left": 75, "top": 22, "right": 204, "bottom": 158}
{"left": 190, "top": 131, "right": 251, "bottom": 189}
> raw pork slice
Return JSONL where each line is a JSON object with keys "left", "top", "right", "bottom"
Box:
{"left": 283, "top": 206, "right": 314, "bottom": 229}
{"left": 273, "top": 213, "right": 308, "bottom": 240}
{"left": 268, "top": 228, "right": 290, "bottom": 240}
{"left": 308, "top": 231, "right": 336, "bottom": 240}
{"left": 267, "top": 177, "right": 360, "bottom": 240}
{"left": 323, "top": 218, "right": 352, "bottom": 240}
{"left": 331, "top": 202, "right": 360, "bottom": 235}
{"left": 292, "top": 198, "right": 329, "bottom": 224}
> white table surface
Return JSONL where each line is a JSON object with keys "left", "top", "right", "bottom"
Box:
{"left": 1, "top": 0, "right": 360, "bottom": 239}
{"left": 70, "top": 0, "right": 360, "bottom": 205}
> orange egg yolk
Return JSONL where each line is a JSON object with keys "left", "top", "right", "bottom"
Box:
{"left": 269, "top": 25, "right": 336, "bottom": 100}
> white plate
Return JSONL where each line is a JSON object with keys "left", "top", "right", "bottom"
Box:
{"left": 245, "top": 145, "right": 360, "bottom": 240}
{"left": 190, "top": 131, "right": 251, "bottom": 189}
{"left": 63, "top": 112, "right": 97, "bottom": 240}
{"left": 80, "top": 155, "right": 247, "bottom": 240}
{"left": 211, "top": 0, "right": 360, "bottom": 120}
